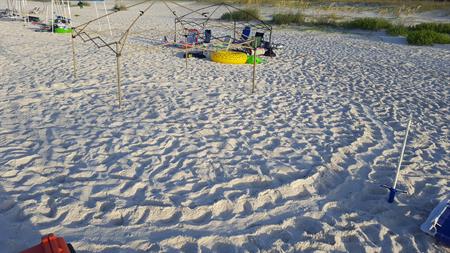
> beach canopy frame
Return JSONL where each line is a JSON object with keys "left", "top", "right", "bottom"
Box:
{"left": 71, "top": 0, "right": 267, "bottom": 108}
{"left": 174, "top": 3, "right": 273, "bottom": 47}
{"left": 71, "top": 0, "right": 158, "bottom": 108}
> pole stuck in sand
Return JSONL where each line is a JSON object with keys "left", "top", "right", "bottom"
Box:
{"left": 51, "top": 0, "right": 54, "bottom": 33}
{"left": 185, "top": 44, "right": 188, "bottom": 69}
{"left": 116, "top": 42, "right": 122, "bottom": 108}
{"left": 71, "top": 30, "right": 77, "bottom": 79}
{"left": 381, "top": 114, "right": 413, "bottom": 203}
{"left": 251, "top": 43, "right": 256, "bottom": 94}
{"left": 103, "top": 0, "right": 113, "bottom": 36}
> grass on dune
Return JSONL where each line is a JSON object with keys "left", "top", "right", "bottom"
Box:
{"left": 269, "top": 15, "right": 450, "bottom": 46}
{"left": 407, "top": 30, "right": 450, "bottom": 45}
{"left": 342, "top": 19, "right": 450, "bottom": 45}
{"left": 220, "top": 8, "right": 260, "bottom": 21}
{"left": 113, "top": 3, "right": 128, "bottom": 11}
{"left": 387, "top": 25, "right": 409, "bottom": 36}
{"left": 342, "top": 17, "right": 392, "bottom": 30}
{"left": 412, "top": 23, "right": 450, "bottom": 34}
{"left": 192, "top": 0, "right": 450, "bottom": 13}
{"left": 271, "top": 12, "right": 305, "bottom": 25}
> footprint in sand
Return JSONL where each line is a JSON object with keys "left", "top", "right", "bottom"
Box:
{"left": 182, "top": 206, "right": 212, "bottom": 224}
{"left": 148, "top": 206, "right": 180, "bottom": 224}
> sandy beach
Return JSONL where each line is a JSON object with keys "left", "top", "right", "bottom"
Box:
{"left": 0, "top": 1, "right": 449, "bottom": 252}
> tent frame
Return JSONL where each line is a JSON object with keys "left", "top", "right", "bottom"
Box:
{"left": 174, "top": 3, "right": 272, "bottom": 46}
{"left": 71, "top": 0, "right": 266, "bottom": 108}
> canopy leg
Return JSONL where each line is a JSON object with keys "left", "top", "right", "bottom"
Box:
{"left": 116, "top": 43, "right": 122, "bottom": 108}
{"left": 71, "top": 31, "right": 77, "bottom": 79}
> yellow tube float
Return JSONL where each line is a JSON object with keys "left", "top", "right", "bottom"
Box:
{"left": 211, "top": 50, "right": 248, "bottom": 64}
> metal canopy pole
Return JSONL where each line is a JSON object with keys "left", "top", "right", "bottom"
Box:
{"left": 103, "top": 0, "right": 113, "bottom": 36}
{"left": 174, "top": 18, "right": 177, "bottom": 42}
{"left": 116, "top": 42, "right": 122, "bottom": 108}
{"left": 393, "top": 115, "right": 413, "bottom": 189}
{"left": 233, "top": 20, "right": 236, "bottom": 41}
{"left": 71, "top": 31, "right": 77, "bottom": 79}
{"left": 185, "top": 43, "right": 188, "bottom": 69}
{"left": 251, "top": 43, "right": 256, "bottom": 93}
{"left": 94, "top": 1, "right": 101, "bottom": 31}
{"left": 381, "top": 114, "right": 413, "bottom": 203}
{"left": 51, "top": 0, "right": 54, "bottom": 33}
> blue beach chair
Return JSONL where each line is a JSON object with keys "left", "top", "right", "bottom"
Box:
{"left": 241, "top": 26, "right": 251, "bottom": 41}
{"left": 421, "top": 198, "right": 450, "bottom": 246}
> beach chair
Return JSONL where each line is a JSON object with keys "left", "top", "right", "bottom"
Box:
{"left": 232, "top": 26, "right": 252, "bottom": 47}
{"left": 253, "top": 32, "right": 264, "bottom": 48}
{"left": 421, "top": 198, "right": 450, "bottom": 246}
{"left": 204, "top": 29, "right": 211, "bottom": 43}
{"left": 186, "top": 29, "right": 199, "bottom": 44}
{"left": 241, "top": 26, "right": 251, "bottom": 41}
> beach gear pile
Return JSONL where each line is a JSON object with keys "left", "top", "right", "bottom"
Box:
{"left": 53, "top": 15, "right": 72, "bottom": 33}
{"left": 176, "top": 25, "right": 280, "bottom": 65}
{"left": 0, "top": 0, "right": 73, "bottom": 34}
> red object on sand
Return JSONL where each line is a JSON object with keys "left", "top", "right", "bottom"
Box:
{"left": 20, "top": 234, "right": 71, "bottom": 253}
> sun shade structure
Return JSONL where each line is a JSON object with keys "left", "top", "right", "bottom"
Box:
{"left": 70, "top": 0, "right": 273, "bottom": 107}
{"left": 174, "top": 2, "right": 272, "bottom": 46}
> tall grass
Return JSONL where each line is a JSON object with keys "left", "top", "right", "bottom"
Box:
{"left": 220, "top": 8, "right": 260, "bottom": 21}
{"left": 69, "top": 1, "right": 91, "bottom": 7}
{"left": 272, "top": 12, "right": 304, "bottom": 25}
{"left": 193, "top": 0, "right": 450, "bottom": 13}
{"left": 342, "top": 17, "right": 392, "bottom": 30}
{"left": 113, "top": 3, "right": 128, "bottom": 11}
{"left": 340, "top": 19, "right": 450, "bottom": 45}
{"left": 387, "top": 25, "right": 409, "bottom": 36}
{"left": 412, "top": 23, "right": 450, "bottom": 34}
{"left": 113, "top": 0, "right": 127, "bottom": 11}
{"left": 407, "top": 30, "right": 450, "bottom": 45}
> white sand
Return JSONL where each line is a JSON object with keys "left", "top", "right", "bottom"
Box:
{"left": 0, "top": 1, "right": 449, "bottom": 252}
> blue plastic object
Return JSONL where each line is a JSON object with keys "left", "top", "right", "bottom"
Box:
{"left": 242, "top": 26, "right": 251, "bottom": 40}
{"left": 421, "top": 199, "right": 450, "bottom": 246}
{"left": 381, "top": 185, "right": 406, "bottom": 203}
{"left": 204, "top": 29, "right": 211, "bottom": 43}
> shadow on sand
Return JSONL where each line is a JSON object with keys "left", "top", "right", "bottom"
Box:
{"left": 0, "top": 184, "right": 42, "bottom": 252}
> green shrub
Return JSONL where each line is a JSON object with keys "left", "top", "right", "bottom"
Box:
{"left": 343, "top": 17, "right": 392, "bottom": 31}
{"left": 272, "top": 12, "right": 304, "bottom": 25}
{"left": 312, "top": 16, "right": 338, "bottom": 27}
{"left": 113, "top": 3, "right": 127, "bottom": 11}
{"left": 406, "top": 30, "right": 449, "bottom": 45}
{"left": 70, "top": 1, "right": 90, "bottom": 7}
{"left": 412, "top": 22, "right": 450, "bottom": 34}
{"left": 432, "top": 32, "right": 450, "bottom": 44}
{"left": 220, "top": 8, "right": 260, "bottom": 21}
{"left": 407, "top": 30, "right": 434, "bottom": 45}
{"left": 387, "top": 25, "right": 409, "bottom": 36}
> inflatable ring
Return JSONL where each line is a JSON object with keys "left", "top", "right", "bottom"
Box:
{"left": 211, "top": 50, "right": 248, "bottom": 64}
